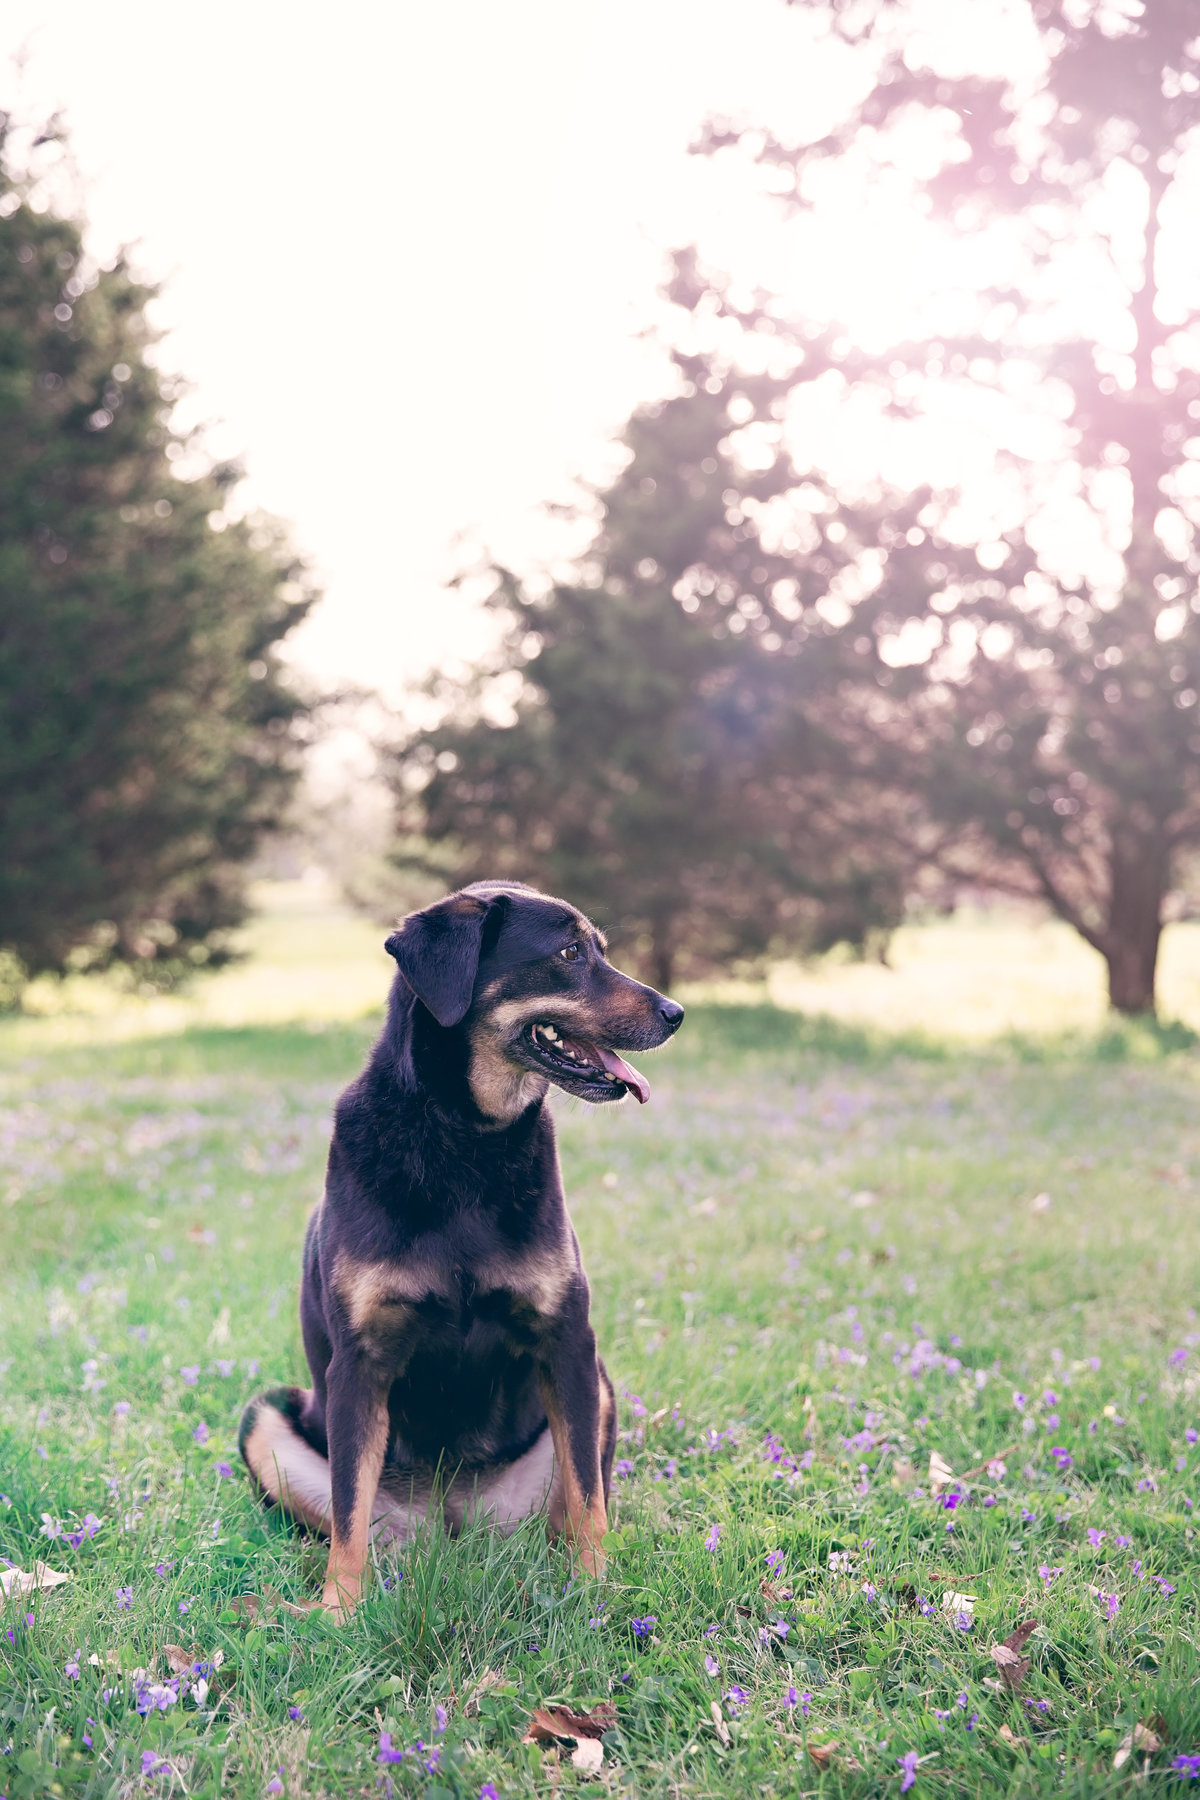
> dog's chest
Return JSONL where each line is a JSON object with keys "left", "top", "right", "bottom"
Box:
{"left": 331, "top": 1237, "right": 572, "bottom": 1359}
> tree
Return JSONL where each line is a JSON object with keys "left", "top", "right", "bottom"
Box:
{"left": 683, "top": 0, "right": 1200, "bottom": 1014}
{"left": 0, "top": 116, "right": 317, "bottom": 995}
{"left": 393, "top": 351, "right": 928, "bottom": 990}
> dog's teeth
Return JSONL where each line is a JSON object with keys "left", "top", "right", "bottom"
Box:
{"left": 543, "top": 1025, "right": 559, "bottom": 1041}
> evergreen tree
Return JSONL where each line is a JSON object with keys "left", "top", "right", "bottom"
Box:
{"left": 0, "top": 117, "right": 316, "bottom": 995}
{"left": 395, "top": 353, "right": 926, "bottom": 989}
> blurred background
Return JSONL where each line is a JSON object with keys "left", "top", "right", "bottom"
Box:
{"left": 5, "top": 0, "right": 1200, "bottom": 1033}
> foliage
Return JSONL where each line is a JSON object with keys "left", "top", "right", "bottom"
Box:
{"left": 1, "top": 921, "right": 1198, "bottom": 1797}
{"left": 0, "top": 116, "right": 316, "bottom": 994}
{"left": 684, "top": 1, "right": 1200, "bottom": 1013}
{"left": 394, "top": 361, "right": 928, "bottom": 989}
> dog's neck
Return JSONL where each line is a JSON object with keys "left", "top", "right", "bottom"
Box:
{"left": 375, "top": 973, "right": 547, "bottom": 1133}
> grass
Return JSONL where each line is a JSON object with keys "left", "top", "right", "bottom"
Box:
{"left": 1, "top": 889, "right": 1199, "bottom": 1798}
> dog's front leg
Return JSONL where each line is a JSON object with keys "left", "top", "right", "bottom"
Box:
{"left": 322, "top": 1352, "right": 390, "bottom": 1620}
{"left": 539, "top": 1311, "right": 611, "bottom": 1578}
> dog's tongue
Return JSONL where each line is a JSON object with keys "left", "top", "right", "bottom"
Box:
{"left": 594, "top": 1045, "right": 650, "bottom": 1104}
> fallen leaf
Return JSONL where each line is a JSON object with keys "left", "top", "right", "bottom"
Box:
{"left": 88, "top": 1650, "right": 122, "bottom": 1668}
{"left": 162, "top": 1643, "right": 225, "bottom": 1677}
{"left": 998, "top": 1725, "right": 1029, "bottom": 1748}
{"left": 870, "top": 1248, "right": 895, "bottom": 1264}
{"left": 734, "top": 1603, "right": 753, "bottom": 1617}
{"left": 1030, "top": 1192, "right": 1052, "bottom": 1212}
{"left": 263, "top": 1585, "right": 325, "bottom": 1617}
{"left": 1113, "top": 1722, "right": 1162, "bottom": 1770}
{"left": 929, "top": 1451, "right": 956, "bottom": 1494}
{"left": 709, "top": 1701, "right": 731, "bottom": 1747}
{"left": 571, "top": 1738, "right": 604, "bottom": 1775}
{"left": 761, "top": 1578, "right": 794, "bottom": 1605}
{"left": 524, "top": 1703, "right": 616, "bottom": 1745}
{"left": 941, "top": 1590, "right": 978, "bottom": 1617}
{"left": 990, "top": 1619, "right": 1038, "bottom": 1692}
{"left": 230, "top": 1594, "right": 260, "bottom": 1620}
{"left": 891, "top": 1461, "right": 916, "bottom": 1487}
{"left": 0, "top": 1563, "right": 72, "bottom": 1598}
{"left": 463, "top": 1668, "right": 504, "bottom": 1715}
{"left": 807, "top": 1740, "right": 863, "bottom": 1773}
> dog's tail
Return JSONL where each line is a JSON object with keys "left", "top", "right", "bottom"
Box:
{"left": 239, "top": 1387, "right": 333, "bottom": 1535}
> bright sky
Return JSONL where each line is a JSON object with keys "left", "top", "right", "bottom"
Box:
{"left": 3, "top": 0, "right": 864, "bottom": 698}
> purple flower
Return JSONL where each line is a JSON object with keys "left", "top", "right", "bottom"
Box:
{"left": 114, "top": 1400, "right": 132, "bottom": 1417}
{"left": 178, "top": 1599, "right": 190, "bottom": 1615}
{"left": 1178, "top": 1457, "right": 1188, "bottom": 1473}
{"left": 1043, "top": 1390, "right": 1057, "bottom": 1407}
{"left": 954, "top": 1611, "right": 973, "bottom": 1631}
{"left": 180, "top": 1365, "right": 200, "bottom": 1386}
{"left": 898, "top": 1750, "right": 920, "bottom": 1792}
{"left": 966, "top": 1711, "right": 980, "bottom": 1731}
{"left": 1170, "top": 1348, "right": 1189, "bottom": 1367}
{"left": 1173, "top": 1755, "right": 1200, "bottom": 1778}
{"left": 1157, "top": 1578, "right": 1177, "bottom": 1596}
{"left": 630, "top": 1615, "right": 657, "bottom": 1638}
{"left": 1021, "top": 1509, "right": 1037, "bottom": 1524}
{"left": 1013, "top": 1392, "right": 1027, "bottom": 1411}
{"left": 288, "top": 1705, "right": 304, "bottom": 1721}
{"left": 941, "top": 1491, "right": 960, "bottom": 1511}
{"left": 615, "top": 1459, "right": 635, "bottom": 1478}
{"left": 116, "top": 1585, "right": 133, "bottom": 1611}
{"left": 65, "top": 1654, "right": 81, "bottom": 1680}
{"left": 266, "top": 1776, "right": 284, "bottom": 1796}
{"left": 704, "top": 1654, "right": 719, "bottom": 1676}
{"left": 957, "top": 1693, "right": 968, "bottom": 1709}
{"left": 435, "top": 1704, "right": 448, "bottom": 1734}
{"left": 216, "top": 1460, "right": 234, "bottom": 1478}
{"left": 932, "top": 1708, "right": 951, "bottom": 1729}
{"left": 1137, "top": 1477, "right": 1157, "bottom": 1492}
{"left": 377, "top": 1733, "right": 405, "bottom": 1765}
{"left": 1187, "top": 1429, "right": 1198, "bottom": 1446}
{"left": 1037, "top": 1565, "right": 1064, "bottom": 1586}
{"left": 1103, "top": 1591, "right": 1120, "bottom": 1620}
{"left": 141, "top": 1750, "right": 170, "bottom": 1777}
{"left": 424, "top": 1748, "right": 441, "bottom": 1774}
{"left": 192, "top": 1421, "right": 209, "bottom": 1445}
{"left": 765, "top": 1549, "right": 785, "bottom": 1575}
{"left": 1049, "top": 1447, "right": 1073, "bottom": 1470}
{"left": 154, "top": 1560, "right": 176, "bottom": 1577}
{"left": 704, "top": 1524, "right": 721, "bottom": 1551}
{"left": 479, "top": 1787, "right": 499, "bottom": 1800}
{"left": 724, "top": 1685, "right": 748, "bottom": 1711}
{"left": 861, "top": 1582, "right": 878, "bottom": 1601}
{"left": 1087, "top": 1528, "right": 1106, "bottom": 1547}
{"left": 1115, "top": 1534, "right": 1132, "bottom": 1547}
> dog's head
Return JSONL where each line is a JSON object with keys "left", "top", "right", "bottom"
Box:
{"left": 385, "top": 882, "right": 683, "bottom": 1119}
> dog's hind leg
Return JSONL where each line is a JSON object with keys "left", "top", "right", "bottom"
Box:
{"left": 239, "top": 1386, "right": 333, "bottom": 1533}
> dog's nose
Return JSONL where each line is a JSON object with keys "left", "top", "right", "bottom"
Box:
{"left": 659, "top": 999, "right": 685, "bottom": 1034}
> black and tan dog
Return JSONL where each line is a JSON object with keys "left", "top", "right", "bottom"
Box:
{"left": 239, "top": 881, "right": 683, "bottom": 1618}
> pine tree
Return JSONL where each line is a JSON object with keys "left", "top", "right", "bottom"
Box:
{"left": 0, "top": 117, "right": 316, "bottom": 996}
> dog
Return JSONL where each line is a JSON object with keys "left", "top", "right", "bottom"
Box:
{"left": 239, "top": 881, "right": 683, "bottom": 1618}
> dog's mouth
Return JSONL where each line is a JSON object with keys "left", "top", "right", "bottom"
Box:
{"left": 523, "top": 1021, "right": 650, "bottom": 1104}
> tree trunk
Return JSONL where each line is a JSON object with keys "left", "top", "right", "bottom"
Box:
{"left": 1102, "top": 833, "right": 1167, "bottom": 1016}
{"left": 649, "top": 930, "right": 675, "bottom": 995}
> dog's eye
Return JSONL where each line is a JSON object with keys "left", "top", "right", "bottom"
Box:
{"left": 560, "top": 942, "right": 583, "bottom": 962}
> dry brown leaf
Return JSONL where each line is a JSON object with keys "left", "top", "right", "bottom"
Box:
{"left": 0, "top": 1563, "right": 72, "bottom": 1598}
{"left": 263, "top": 1585, "right": 324, "bottom": 1617}
{"left": 1113, "top": 1722, "right": 1163, "bottom": 1771}
{"left": 524, "top": 1703, "right": 616, "bottom": 1745}
{"left": 463, "top": 1669, "right": 504, "bottom": 1716}
{"left": 709, "top": 1701, "right": 731, "bottom": 1747}
{"left": 163, "top": 1643, "right": 225, "bottom": 1677}
{"left": 734, "top": 1603, "right": 753, "bottom": 1618}
{"left": 807, "top": 1740, "right": 863, "bottom": 1773}
{"left": 891, "top": 1460, "right": 916, "bottom": 1487}
{"left": 570, "top": 1738, "right": 604, "bottom": 1775}
{"left": 929, "top": 1451, "right": 956, "bottom": 1495}
{"left": 990, "top": 1619, "right": 1038, "bottom": 1693}
{"left": 941, "top": 1590, "right": 978, "bottom": 1618}
{"left": 230, "top": 1594, "right": 260, "bottom": 1620}
{"left": 998, "top": 1725, "right": 1029, "bottom": 1748}
{"left": 761, "top": 1578, "right": 794, "bottom": 1604}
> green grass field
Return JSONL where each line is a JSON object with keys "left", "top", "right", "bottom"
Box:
{"left": 2, "top": 889, "right": 1199, "bottom": 1798}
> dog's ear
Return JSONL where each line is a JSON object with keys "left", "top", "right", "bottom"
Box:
{"left": 385, "top": 892, "right": 493, "bottom": 1027}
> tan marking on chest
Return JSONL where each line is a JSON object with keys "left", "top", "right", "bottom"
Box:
{"left": 482, "top": 1238, "right": 577, "bottom": 1318}
{"left": 331, "top": 1252, "right": 446, "bottom": 1337}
